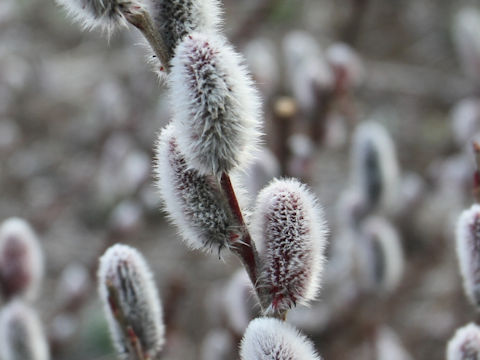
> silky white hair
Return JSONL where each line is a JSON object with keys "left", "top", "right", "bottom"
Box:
{"left": 252, "top": 178, "right": 328, "bottom": 314}
{"left": 169, "top": 31, "right": 262, "bottom": 176}
{"left": 447, "top": 322, "right": 480, "bottom": 360}
{"left": 240, "top": 317, "right": 321, "bottom": 360}
{"left": 456, "top": 204, "right": 480, "bottom": 307}
{"left": 98, "top": 244, "right": 165, "bottom": 359}
{"left": 56, "top": 0, "right": 144, "bottom": 33}
{"left": 154, "top": 123, "right": 239, "bottom": 253}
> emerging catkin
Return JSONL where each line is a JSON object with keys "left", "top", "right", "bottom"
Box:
{"left": 0, "top": 300, "right": 50, "bottom": 360}
{"left": 151, "top": 0, "right": 221, "bottom": 61}
{"left": 240, "top": 317, "right": 321, "bottom": 360}
{"left": 169, "top": 31, "right": 262, "bottom": 176}
{"left": 252, "top": 178, "right": 328, "bottom": 315}
{"left": 98, "top": 244, "right": 165, "bottom": 359}
{"left": 154, "top": 123, "right": 238, "bottom": 253}
{"left": 456, "top": 204, "right": 480, "bottom": 307}
{"left": 447, "top": 323, "right": 480, "bottom": 360}
{"left": 0, "top": 217, "right": 44, "bottom": 301}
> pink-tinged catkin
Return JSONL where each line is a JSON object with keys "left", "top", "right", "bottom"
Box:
{"left": 0, "top": 218, "right": 43, "bottom": 301}
{"left": 447, "top": 323, "right": 480, "bottom": 360}
{"left": 456, "top": 204, "right": 480, "bottom": 306}
{"left": 169, "top": 31, "right": 262, "bottom": 176}
{"left": 152, "top": 0, "right": 221, "bottom": 61}
{"left": 98, "top": 244, "right": 165, "bottom": 359}
{"left": 56, "top": 0, "right": 145, "bottom": 32}
{"left": 240, "top": 317, "right": 321, "bottom": 360}
{"left": 0, "top": 300, "right": 50, "bottom": 360}
{"left": 154, "top": 124, "right": 238, "bottom": 253}
{"left": 252, "top": 178, "right": 328, "bottom": 315}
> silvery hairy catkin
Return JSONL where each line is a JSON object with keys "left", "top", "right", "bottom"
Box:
{"left": 155, "top": 123, "right": 238, "bottom": 253}
{"left": 152, "top": 0, "right": 221, "bottom": 62}
{"left": 456, "top": 204, "right": 480, "bottom": 306}
{"left": 252, "top": 178, "right": 328, "bottom": 315}
{"left": 0, "top": 300, "right": 50, "bottom": 360}
{"left": 169, "top": 31, "right": 262, "bottom": 176}
{"left": 98, "top": 244, "right": 165, "bottom": 359}
{"left": 240, "top": 317, "right": 321, "bottom": 360}
{"left": 351, "top": 121, "right": 399, "bottom": 213}
{"left": 0, "top": 217, "right": 44, "bottom": 301}
{"left": 447, "top": 323, "right": 480, "bottom": 360}
{"left": 56, "top": 0, "right": 146, "bottom": 32}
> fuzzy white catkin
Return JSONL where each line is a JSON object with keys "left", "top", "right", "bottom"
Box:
{"left": 155, "top": 123, "right": 237, "bottom": 253}
{"left": 56, "top": 0, "right": 144, "bottom": 32}
{"left": 351, "top": 121, "right": 399, "bottom": 213}
{"left": 170, "top": 31, "right": 262, "bottom": 176}
{"left": 240, "top": 317, "right": 321, "bottom": 360}
{"left": 0, "top": 300, "right": 50, "bottom": 360}
{"left": 252, "top": 178, "right": 328, "bottom": 314}
{"left": 447, "top": 323, "right": 480, "bottom": 360}
{"left": 98, "top": 244, "right": 165, "bottom": 359}
{"left": 152, "top": 0, "right": 221, "bottom": 60}
{"left": 456, "top": 204, "right": 480, "bottom": 306}
{"left": 0, "top": 217, "right": 44, "bottom": 301}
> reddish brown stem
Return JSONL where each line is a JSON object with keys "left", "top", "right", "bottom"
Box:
{"left": 220, "top": 172, "right": 270, "bottom": 311}
{"left": 221, "top": 172, "right": 245, "bottom": 226}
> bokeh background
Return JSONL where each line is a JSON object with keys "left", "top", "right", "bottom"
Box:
{"left": 1, "top": 0, "right": 480, "bottom": 358}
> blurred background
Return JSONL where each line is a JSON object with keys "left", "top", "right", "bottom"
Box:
{"left": 1, "top": 0, "right": 480, "bottom": 358}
